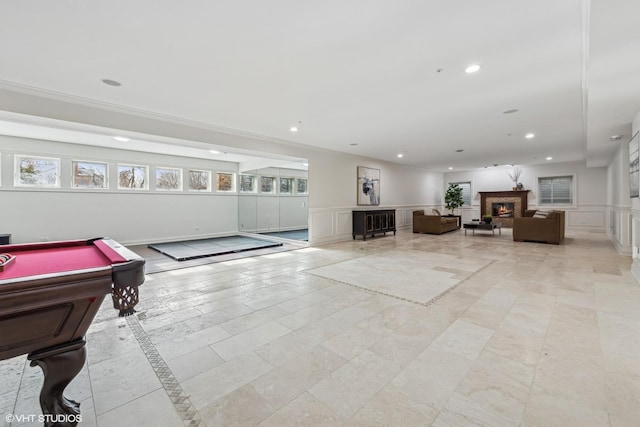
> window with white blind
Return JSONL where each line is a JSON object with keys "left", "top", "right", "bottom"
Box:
{"left": 450, "top": 181, "right": 472, "bottom": 206}
{"left": 538, "top": 175, "right": 573, "bottom": 205}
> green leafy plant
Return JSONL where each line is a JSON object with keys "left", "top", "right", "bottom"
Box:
{"left": 483, "top": 214, "right": 493, "bottom": 223}
{"left": 444, "top": 183, "right": 464, "bottom": 214}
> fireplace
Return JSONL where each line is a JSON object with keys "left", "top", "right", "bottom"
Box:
{"left": 492, "top": 202, "right": 514, "bottom": 218}
{"left": 479, "top": 190, "right": 529, "bottom": 228}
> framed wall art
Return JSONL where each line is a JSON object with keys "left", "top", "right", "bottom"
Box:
{"left": 357, "top": 166, "right": 380, "bottom": 206}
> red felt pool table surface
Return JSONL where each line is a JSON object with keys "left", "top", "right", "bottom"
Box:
{"left": 0, "top": 240, "right": 127, "bottom": 280}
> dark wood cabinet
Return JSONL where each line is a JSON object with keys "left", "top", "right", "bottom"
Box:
{"left": 353, "top": 209, "right": 396, "bottom": 240}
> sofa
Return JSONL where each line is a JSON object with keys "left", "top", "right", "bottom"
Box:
{"left": 513, "top": 209, "right": 565, "bottom": 244}
{"left": 412, "top": 210, "right": 459, "bottom": 234}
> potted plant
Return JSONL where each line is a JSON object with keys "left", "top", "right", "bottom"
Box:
{"left": 444, "top": 183, "right": 464, "bottom": 215}
{"left": 482, "top": 215, "right": 493, "bottom": 223}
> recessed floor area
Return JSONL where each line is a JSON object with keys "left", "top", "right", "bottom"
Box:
{"left": 2, "top": 228, "right": 638, "bottom": 426}
{"left": 148, "top": 236, "right": 284, "bottom": 261}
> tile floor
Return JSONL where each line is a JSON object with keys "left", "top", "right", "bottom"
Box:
{"left": 2, "top": 228, "right": 639, "bottom": 426}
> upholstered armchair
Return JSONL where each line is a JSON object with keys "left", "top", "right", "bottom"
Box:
{"left": 413, "top": 210, "right": 459, "bottom": 235}
{"left": 513, "top": 210, "right": 565, "bottom": 244}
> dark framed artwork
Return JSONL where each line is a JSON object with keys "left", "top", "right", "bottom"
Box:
{"left": 357, "top": 166, "right": 380, "bottom": 206}
{"left": 630, "top": 131, "right": 639, "bottom": 198}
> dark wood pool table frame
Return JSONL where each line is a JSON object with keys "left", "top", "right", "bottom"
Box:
{"left": 0, "top": 238, "right": 144, "bottom": 427}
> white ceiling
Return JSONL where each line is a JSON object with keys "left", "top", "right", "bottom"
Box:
{"left": 0, "top": 0, "right": 638, "bottom": 171}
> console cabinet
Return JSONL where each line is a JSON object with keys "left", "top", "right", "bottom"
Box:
{"left": 352, "top": 209, "right": 396, "bottom": 241}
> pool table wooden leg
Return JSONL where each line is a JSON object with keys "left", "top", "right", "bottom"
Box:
{"left": 28, "top": 338, "right": 86, "bottom": 427}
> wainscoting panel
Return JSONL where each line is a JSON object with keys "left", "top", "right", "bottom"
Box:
{"left": 309, "top": 211, "right": 334, "bottom": 241}
{"left": 567, "top": 210, "right": 605, "bottom": 228}
{"left": 309, "top": 205, "right": 440, "bottom": 246}
{"left": 336, "top": 211, "right": 353, "bottom": 235}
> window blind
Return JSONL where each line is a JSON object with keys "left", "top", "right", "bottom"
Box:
{"left": 451, "top": 181, "right": 472, "bottom": 206}
{"left": 539, "top": 176, "right": 572, "bottom": 204}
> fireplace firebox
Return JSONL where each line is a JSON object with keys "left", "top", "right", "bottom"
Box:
{"left": 492, "top": 202, "right": 514, "bottom": 218}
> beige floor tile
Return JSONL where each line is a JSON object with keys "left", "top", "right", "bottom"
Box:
{"left": 454, "top": 351, "right": 535, "bottom": 424}
{"left": 431, "top": 319, "right": 494, "bottom": 361}
{"left": 257, "top": 392, "right": 342, "bottom": 427}
{"left": 432, "top": 392, "right": 517, "bottom": 427}
{"left": 321, "top": 325, "right": 381, "bottom": 360}
{"left": 218, "top": 305, "right": 289, "bottom": 335}
{"left": 165, "top": 345, "right": 225, "bottom": 382}
{"left": 309, "top": 350, "right": 402, "bottom": 419}
{"left": 347, "top": 385, "right": 439, "bottom": 426}
{"left": 211, "top": 321, "right": 291, "bottom": 361}
{"left": 391, "top": 345, "right": 475, "bottom": 410}
{"left": 251, "top": 346, "right": 347, "bottom": 409}
{"left": 96, "top": 389, "right": 182, "bottom": 427}
{"left": 90, "top": 346, "right": 161, "bottom": 415}
{"left": 180, "top": 351, "right": 273, "bottom": 410}
{"left": 200, "top": 384, "right": 275, "bottom": 427}
{"left": 184, "top": 303, "right": 255, "bottom": 332}
{"left": 521, "top": 386, "right": 610, "bottom": 427}
{"left": 254, "top": 324, "right": 337, "bottom": 367}
{"left": 154, "top": 324, "right": 230, "bottom": 361}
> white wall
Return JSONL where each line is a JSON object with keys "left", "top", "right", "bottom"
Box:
{"left": 0, "top": 136, "right": 239, "bottom": 244}
{"left": 444, "top": 161, "right": 608, "bottom": 231}
{"left": 627, "top": 111, "right": 640, "bottom": 279}
{"left": 307, "top": 149, "right": 443, "bottom": 244}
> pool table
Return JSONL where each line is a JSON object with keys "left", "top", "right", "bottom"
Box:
{"left": 0, "top": 237, "right": 145, "bottom": 426}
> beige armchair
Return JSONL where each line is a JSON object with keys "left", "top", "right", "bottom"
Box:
{"left": 413, "top": 210, "right": 459, "bottom": 235}
{"left": 513, "top": 210, "right": 565, "bottom": 244}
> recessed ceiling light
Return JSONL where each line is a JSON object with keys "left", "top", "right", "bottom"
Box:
{"left": 525, "top": 133, "right": 535, "bottom": 139}
{"left": 448, "top": 167, "right": 453, "bottom": 170}
{"left": 290, "top": 126, "right": 298, "bottom": 132}
{"left": 209, "top": 150, "right": 220, "bottom": 154}
{"left": 102, "top": 79, "right": 121, "bottom": 87}
{"left": 113, "top": 136, "right": 129, "bottom": 142}
{"left": 455, "top": 149, "right": 464, "bottom": 153}
{"left": 546, "top": 156, "right": 553, "bottom": 161}
{"left": 350, "top": 143, "right": 359, "bottom": 146}
{"left": 465, "top": 64, "right": 481, "bottom": 74}
{"left": 397, "top": 153, "right": 404, "bottom": 158}
{"left": 610, "top": 135, "right": 622, "bottom": 141}
{"left": 503, "top": 109, "right": 519, "bottom": 114}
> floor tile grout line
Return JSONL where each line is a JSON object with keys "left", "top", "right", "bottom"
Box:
{"left": 126, "top": 315, "right": 204, "bottom": 427}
